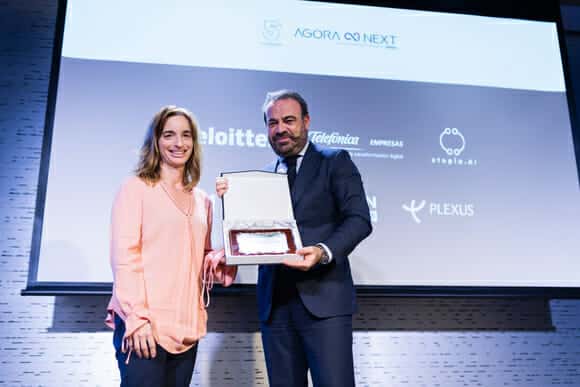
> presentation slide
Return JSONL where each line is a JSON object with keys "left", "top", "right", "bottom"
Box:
{"left": 31, "top": 0, "right": 580, "bottom": 289}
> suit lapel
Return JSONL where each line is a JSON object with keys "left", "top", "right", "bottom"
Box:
{"left": 291, "top": 142, "right": 321, "bottom": 208}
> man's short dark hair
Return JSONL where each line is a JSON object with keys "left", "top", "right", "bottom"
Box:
{"left": 262, "top": 90, "right": 309, "bottom": 123}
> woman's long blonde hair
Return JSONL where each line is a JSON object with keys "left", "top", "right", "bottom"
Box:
{"left": 136, "top": 105, "right": 202, "bottom": 191}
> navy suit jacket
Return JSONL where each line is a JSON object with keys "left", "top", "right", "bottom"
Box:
{"left": 257, "top": 142, "right": 372, "bottom": 321}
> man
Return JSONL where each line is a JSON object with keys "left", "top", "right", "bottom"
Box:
{"left": 217, "top": 90, "right": 372, "bottom": 386}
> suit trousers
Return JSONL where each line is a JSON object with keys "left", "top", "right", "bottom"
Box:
{"left": 113, "top": 314, "right": 198, "bottom": 387}
{"left": 260, "top": 283, "right": 355, "bottom": 387}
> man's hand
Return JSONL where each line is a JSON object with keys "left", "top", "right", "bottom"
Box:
{"left": 123, "top": 322, "right": 157, "bottom": 359}
{"left": 282, "top": 246, "right": 323, "bottom": 271}
{"left": 216, "top": 177, "right": 228, "bottom": 197}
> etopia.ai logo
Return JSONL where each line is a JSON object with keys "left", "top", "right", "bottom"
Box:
{"left": 440, "top": 127, "right": 464, "bottom": 156}
{"left": 432, "top": 127, "right": 478, "bottom": 167}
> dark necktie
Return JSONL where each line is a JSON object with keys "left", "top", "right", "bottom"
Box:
{"left": 283, "top": 155, "right": 299, "bottom": 189}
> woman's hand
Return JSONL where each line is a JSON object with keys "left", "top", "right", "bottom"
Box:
{"left": 215, "top": 177, "right": 229, "bottom": 197}
{"left": 123, "top": 322, "right": 157, "bottom": 359}
{"left": 216, "top": 261, "right": 238, "bottom": 287}
{"left": 205, "top": 248, "right": 238, "bottom": 287}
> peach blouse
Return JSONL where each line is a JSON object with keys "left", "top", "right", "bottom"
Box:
{"left": 106, "top": 176, "right": 212, "bottom": 354}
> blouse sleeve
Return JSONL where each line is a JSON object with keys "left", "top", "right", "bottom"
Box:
{"left": 110, "top": 178, "right": 150, "bottom": 337}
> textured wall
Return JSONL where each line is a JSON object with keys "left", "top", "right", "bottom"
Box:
{"left": 1, "top": 1, "right": 579, "bottom": 386}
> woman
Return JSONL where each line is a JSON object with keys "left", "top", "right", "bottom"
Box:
{"left": 106, "top": 105, "right": 237, "bottom": 386}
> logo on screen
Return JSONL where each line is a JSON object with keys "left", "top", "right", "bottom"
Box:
{"left": 293, "top": 27, "right": 398, "bottom": 49}
{"left": 402, "top": 199, "right": 426, "bottom": 224}
{"left": 432, "top": 127, "right": 478, "bottom": 167}
{"left": 367, "top": 194, "right": 379, "bottom": 223}
{"left": 403, "top": 200, "right": 475, "bottom": 224}
{"left": 440, "top": 127, "right": 465, "bottom": 156}
{"left": 199, "top": 127, "right": 269, "bottom": 148}
{"left": 309, "top": 130, "right": 360, "bottom": 147}
{"left": 263, "top": 20, "right": 282, "bottom": 43}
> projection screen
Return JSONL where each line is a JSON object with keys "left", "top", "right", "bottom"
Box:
{"left": 26, "top": 0, "right": 580, "bottom": 294}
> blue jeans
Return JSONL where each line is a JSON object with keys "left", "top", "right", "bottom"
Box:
{"left": 113, "top": 314, "right": 198, "bottom": 387}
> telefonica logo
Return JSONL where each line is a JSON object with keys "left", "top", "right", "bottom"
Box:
{"left": 432, "top": 127, "right": 478, "bottom": 167}
{"left": 309, "top": 131, "right": 360, "bottom": 146}
{"left": 403, "top": 199, "right": 475, "bottom": 224}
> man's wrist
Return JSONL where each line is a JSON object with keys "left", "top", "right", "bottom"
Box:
{"left": 315, "top": 243, "right": 332, "bottom": 264}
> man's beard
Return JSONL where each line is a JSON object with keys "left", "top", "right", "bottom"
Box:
{"left": 270, "top": 132, "right": 307, "bottom": 157}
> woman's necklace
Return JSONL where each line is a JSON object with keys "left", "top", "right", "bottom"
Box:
{"left": 159, "top": 180, "right": 193, "bottom": 217}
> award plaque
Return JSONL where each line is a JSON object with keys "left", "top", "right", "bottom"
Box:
{"left": 221, "top": 171, "right": 303, "bottom": 265}
{"left": 229, "top": 229, "right": 297, "bottom": 256}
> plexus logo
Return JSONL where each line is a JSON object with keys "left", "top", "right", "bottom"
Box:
{"left": 402, "top": 200, "right": 474, "bottom": 224}
{"left": 402, "top": 199, "right": 426, "bottom": 224}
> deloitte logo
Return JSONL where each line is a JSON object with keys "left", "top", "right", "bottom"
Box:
{"left": 402, "top": 200, "right": 474, "bottom": 224}
{"left": 432, "top": 127, "right": 478, "bottom": 167}
{"left": 199, "top": 127, "right": 268, "bottom": 148}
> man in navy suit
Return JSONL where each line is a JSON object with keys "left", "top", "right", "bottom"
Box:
{"left": 217, "top": 90, "right": 371, "bottom": 386}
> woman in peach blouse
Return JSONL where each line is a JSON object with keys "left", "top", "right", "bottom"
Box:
{"left": 106, "top": 106, "right": 236, "bottom": 387}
